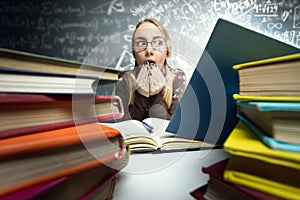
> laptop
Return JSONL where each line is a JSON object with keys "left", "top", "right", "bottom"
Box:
{"left": 166, "top": 18, "right": 300, "bottom": 145}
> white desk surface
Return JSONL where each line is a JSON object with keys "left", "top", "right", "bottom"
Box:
{"left": 114, "top": 148, "right": 230, "bottom": 200}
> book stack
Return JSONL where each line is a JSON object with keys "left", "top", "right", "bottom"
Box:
{"left": 0, "top": 48, "right": 129, "bottom": 199}
{"left": 233, "top": 52, "right": 300, "bottom": 152}
{"left": 191, "top": 53, "right": 300, "bottom": 200}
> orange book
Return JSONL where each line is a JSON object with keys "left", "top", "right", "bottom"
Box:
{"left": 0, "top": 123, "right": 126, "bottom": 196}
{"left": 0, "top": 150, "right": 130, "bottom": 200}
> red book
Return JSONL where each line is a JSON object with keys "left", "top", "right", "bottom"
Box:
{"left": 190, "top": 184, "right": 207, "bottom": 200}
{"left": 0, "top": 123, "right": 126, "bottom": 196}
{"left": 0, "top": 150, "right": 129, "bottom": 200}
{"left": 33, "top": 153, "right": 128, "bottom": 200}
{"left": 0, "top": 177, "right": 66, "bottom": 200}
{"left": 191, "top": 158, "right": 281, "bottom": 200}
{"left": 0, "top": 93, "right": 124, "bottom": 139}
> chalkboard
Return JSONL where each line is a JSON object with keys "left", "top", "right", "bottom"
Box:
{"left": 1, "top": 0, "right": 300, "bottom": 75}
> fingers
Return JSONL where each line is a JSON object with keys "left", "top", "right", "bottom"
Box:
{"left": 135, "top": 62, "right": 166, "bottom": 97}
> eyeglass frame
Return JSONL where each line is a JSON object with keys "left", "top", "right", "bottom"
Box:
{"left": 132, "top": 39, "right": 168, "bottom": 51}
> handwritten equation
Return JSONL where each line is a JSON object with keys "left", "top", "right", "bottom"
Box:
{"left": 0, "top": 0, "right": 299, "bottom": 66}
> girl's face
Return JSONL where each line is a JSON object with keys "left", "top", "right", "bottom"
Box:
{"left": 133, "top": 22, "right": 168, "bottom": 67}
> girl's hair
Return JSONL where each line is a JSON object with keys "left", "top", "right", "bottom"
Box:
{"left": 131, "top": 18, "right": 171, "bottom": 58}
{"left": 129, "top": 18, "right": 174, "bottom": 109}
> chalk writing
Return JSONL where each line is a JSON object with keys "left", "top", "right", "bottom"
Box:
{"left": 0, "top": 2, "right": 37, "bottom": 15}
{"left": 108, "top": 0, "right": 125, "bottom": 15}
{"left": 0, "top": 0, "right": 299, "bottom": 67}
{"left": 130, "top": 1, "right": 156, "bottom": 16}
{"left": 294, "top": 5, "right": 300, "bottom": 28}
{"left": 254, "top": 2, "right": 279, "bottom": 17}
{"left": 40, "top": 2, "right": 85, "bottom": 16}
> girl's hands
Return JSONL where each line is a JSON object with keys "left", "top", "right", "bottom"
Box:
{"left": 136, "top": 61, "right": 166, "bottom": 97}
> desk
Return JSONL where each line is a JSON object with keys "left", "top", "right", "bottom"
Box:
{"left": 114, "top": 148, "right": 230, "bottom": 200}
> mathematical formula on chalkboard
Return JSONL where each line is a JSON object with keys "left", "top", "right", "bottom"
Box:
{"left": 0, "top": 0, "right": 299, "bottom": 72}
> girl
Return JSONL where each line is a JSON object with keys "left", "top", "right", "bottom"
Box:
{"left": 116, "top": 18, "right": 186, "bottom": 121}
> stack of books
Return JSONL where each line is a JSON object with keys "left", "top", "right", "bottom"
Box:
{"left": 190, "top": 53, "right": 300, "bottom": 200}
{"left": 0, "top": 48, "right": 129, "bottom": 199}
{"left": 233, "top": 52, "right": 300, "bottom": 152}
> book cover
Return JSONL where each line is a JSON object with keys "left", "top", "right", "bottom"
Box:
{"left": 0, "top": 178, "right": 67, "bottom": 200}
{"left": 189, "top": 185, "right": 207, "bottom": 200}
{"left": 233, "top": 52, "right": 300, "bottom": 70}
{"left": 201, "top": 158, "right": 281, "bottom": 200}
{"left": 224, "top": 155, "right": 300, "bottom": 199}
{"left": 237, "top": 113, "right": 300, "bottom": 152}
{"left": 0, "top": 47, "right": 124, "bottom": 81}
{"left": 0, "top": 123, "right": 126, "bottom": 196}
{"left": 166, "top": 18, "right": 300, "bottom": 144}
{"left": 0, "top": 93, "right": 124, "bottom": 139}
{"left": 233, "top": 94, "right": 300, "bottom": 101}
{"left": 0, "top": 123, "right": 123, "bottom": 157}
{"left": 0, "top": 66, "right": 99, "bottom": 94}
{"left": 237, "top": 100, "right": 300, "bottom": 111}
{"left": 1, "top": 149, "right": 129, "bottom": 200}
{"left": 223, "top": 121, "right": 300, "bottom": 170}
{"left": 236, "top": 100, "right": 300, "bottom": 144}
{"left": 80, "top": 175, "right": 117, "bottom": 200}
{"left": 32, "top": 150, "right": 129, "bottom": 200}
{"left": 233, "top": 53, "right": 300, "bottom": 97}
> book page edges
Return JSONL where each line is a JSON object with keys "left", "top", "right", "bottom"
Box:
{"left": 223, "top": 170, "right": 300, "bottom": 199}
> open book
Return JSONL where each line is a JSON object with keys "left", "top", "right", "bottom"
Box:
{"left": 101, "top": 118, "right": 216, "bottom": 153}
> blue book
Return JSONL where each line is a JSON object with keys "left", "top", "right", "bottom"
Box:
{"left": 237, "top": 113, "right": 300, "bottom": 153}
{"left": 166, "top": 18, "right": 300, "bottom": 144}
{"left": 237, "top": 100, "right": 300, "bottom": 144}
{"left": 237, "top": 100, "right": 300, "bottom": 111}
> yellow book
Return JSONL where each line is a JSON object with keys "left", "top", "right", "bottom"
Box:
{"left": 224, "top": 155, "right": 300, "bottom": 199}
{"left": 233, "top": 53, "right": 300, "bottom": 98}
{"left": 233, "top": 94, "right": 300, "bottom": 102}
{"left": 233, "top": 53, "right": 300, "bottom": 70}
{"left": 223, "top": 121, "right": 300, "bottom": 170}
{"left": 223, "top": 121, "right": 300, "bottom": 199}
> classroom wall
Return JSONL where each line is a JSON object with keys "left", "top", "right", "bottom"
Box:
{"left": 0, "top": 0, "right": 299, "bottom": 75}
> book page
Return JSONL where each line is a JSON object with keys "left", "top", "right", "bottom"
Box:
{"left": 101, "top": 118, "right": 170, "bottom": 138}
{"left": 142, "top": 118, "right": 170, "bottom": 136}
{"left": 100, "top": 120, "right": 150, "bottom": 139}
{"left": 144, "top": 119, "right": 214, "bottom": 150}
{"left": 100, "top": 118, "right": 214, "bottom": 151}
{"left": 101, "top": 118, "right": 170, "bottom": 152}
{"left": 156, "top": 132, "right": 215, "bottom": 150}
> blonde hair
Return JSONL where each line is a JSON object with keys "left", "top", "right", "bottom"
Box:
{"left": 129, "top": 18, "right": 174, "bottom": 109}
{"left": 132, "top": 18, "right": 171, "bottom": 58}
{"left": 161, "top": 66, "right": 174, "bottom": 109}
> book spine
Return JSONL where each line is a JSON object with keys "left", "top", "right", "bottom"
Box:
{"left": 80, "top": 170, "right": 119, "bottom": 200}
{"left": 0, "top": 177, "right": 67, "bottom": 200}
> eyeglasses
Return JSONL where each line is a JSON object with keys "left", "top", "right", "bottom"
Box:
{"left": 133, "top": 39, "right": 167, "bottom": 51}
